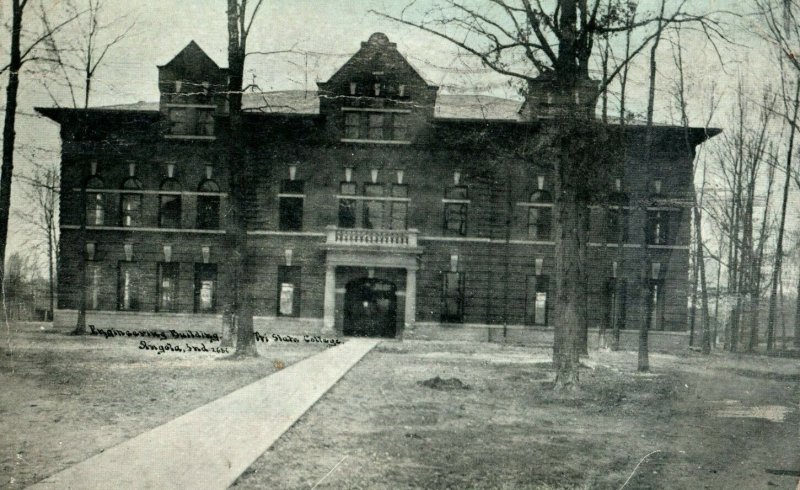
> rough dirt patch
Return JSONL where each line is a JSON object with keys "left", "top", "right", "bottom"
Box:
{"left": 418, "top": 376, "right": 471, "bottom": 390}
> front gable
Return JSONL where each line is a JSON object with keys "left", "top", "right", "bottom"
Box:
{"left": 318, "top": 33, "right": 434, "bottom": 98}
{"left": 317, "top": 33, "right": 439, "bottom": 144}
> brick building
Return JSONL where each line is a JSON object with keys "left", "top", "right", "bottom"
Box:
{"left": 39, "top": 33, "right": 718, "bottom": 346}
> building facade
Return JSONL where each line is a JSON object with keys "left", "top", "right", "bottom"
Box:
{"left": 40, "top": 33, "right": 717, "bottom": 346}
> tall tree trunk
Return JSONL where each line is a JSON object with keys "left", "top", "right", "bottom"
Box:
{"left": 73, "top": 183, "right": 88, "bottom": 335}
{"left": 553, "top": 183, "right": 585, "bottom": 389}
{"left": 795, "top": 262, "right": 800, "bottom": 348}
{"left": 696, "top": 206, "right": 712, "bottom": 354}
{"left": 767, "top": 80, "right": 800, "bottom": 351}
{"left": 638, "top": 0, "right": 666, "bottom": 372}
{"left": 227, "top": 0, "right": 257, "bottom": 357}
{"left": 0, "top": 0, "right": 24, "bottom": 290}
{"left": 713, "top": 238, "right": 724, "bottom": 347}
{"left": 47, "top": 217, "right": 54, "bottom": 321}
{"left": 689, "top": 237, "right": 698, "bottom": 347}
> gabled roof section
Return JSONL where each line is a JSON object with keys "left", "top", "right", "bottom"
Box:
{"left": 319, "top": 33, "right": 434, "bottom": 89}
{"left": 157, "top": 40, "right": 224, "bottom": 73}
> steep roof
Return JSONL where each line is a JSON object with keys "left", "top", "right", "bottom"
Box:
{"left": 319, "top": 32, "right": 435, "bottom": 90}
{"left": 157, "top": 40, "right": 222, "bottom": 71}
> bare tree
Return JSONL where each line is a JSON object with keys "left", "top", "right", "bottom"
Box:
{"left": 40, "top": 0, "right": 136, "bottom": 109}
{"left": 668, "top": 25, "right": 718, "bottom": 355}
{"left": 373, "top": 0, "right": 727, "bottom": 388}
{"left": 15, "top": 163, "right": 59, "bottom": 321}
{"left": 225, "top": 0, "right": 267, "bottom": 357}
{"left": 706, "top": 83, "right": 776, "bottom": 352}
{"left": 757, "top": 0, "right": 800, "bottom": 351}
{"left": 42, "top": 0, "right": 134, "bottom": 334}
{"left": 0, "top": 1, "right": 79, "bottom": 302}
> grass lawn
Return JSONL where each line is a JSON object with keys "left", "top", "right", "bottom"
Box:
{"left": 0, "top": 321, "right": 329, "bottom": 489}
{"left": 232, "top": 341, "right": 800, "bottom": 490}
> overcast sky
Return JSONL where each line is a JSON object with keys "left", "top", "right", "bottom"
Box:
{"left": 2, "top": 0, "right": 795, "bottom": 269}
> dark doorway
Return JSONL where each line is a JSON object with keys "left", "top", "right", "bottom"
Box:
{"left": 344, "top": 278, "right": 397, "bottom": 338}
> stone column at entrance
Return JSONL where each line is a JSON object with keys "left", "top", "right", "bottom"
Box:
{"left": 404, "top": 268, "right": 417, "bottom": 329}
{"left": 323, "top": 264, "right": 336, "bottom": 333}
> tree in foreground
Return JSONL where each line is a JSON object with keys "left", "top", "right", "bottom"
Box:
{"left": 225, "top": 0, "right": 266, "bottom": 357}
{"left": 0, "top": 1, "right": 79, "bottom": 309}
{"left": 373, "top": 0, "right": 725, "bottom": 388}
{"left": 36, "top": 0, "right": 136, "bottom": 334}
{"left": 758, "top": 0, "right": 800, "bottom": 350}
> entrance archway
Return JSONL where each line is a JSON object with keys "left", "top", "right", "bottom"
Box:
{"left": 343, "top": 278, "right": 397, "bottom": 337}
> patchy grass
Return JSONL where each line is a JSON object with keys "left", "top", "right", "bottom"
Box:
{"left": 0, "top": 322, "right": 327, "bottom": 489}
{"left": 233, "top": 341, "right": 800, "bottom": 490}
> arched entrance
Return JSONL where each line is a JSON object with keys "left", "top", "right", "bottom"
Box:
{"left": 343, "top": 278, "right": 397, "bottom": 337}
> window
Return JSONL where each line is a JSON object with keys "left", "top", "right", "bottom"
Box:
{"left": 527, "top": 189, "right": 552, "bottom": 240}
{"left": 279, "top": 180, "right": 304, "bottom": 231}
{"left": 389, "top": 184, "right": 408, "bottom": 230}
{"left": 526, "top": 275, "right": 549, "bottom": 326}
{"left": 197, "top": 179, "right": 220, "bottom": 229}
{"left": 157, "top": 263, "right": 179, "bottom": 312}
{"left": 338, "top": 182, "right": 357, "bottom": 228}
{"left": 607, "top": 207, "right": 629, "bottom": 242}
{"left": 168, "top": 107, "right": 215, "bottom": 137}
{"left": 368, "top": 114, "right": 384, "bottom": 140}
{"left": 277, "top": 265, "right": 301, "bottom": 317}
{"left": 605, "top": 278, "right": 627, "bottom": 330}
{"left": 607, "top": 191, "right": 629, "bottom": 242}
{"left": 159, "top": 179, "right": 182, "bottom": 228}
{"left": 442, "top": 272, "right": 465, "bottom": 323}
{"left": 120, "top": 177, "right": 142, "bottom": 227}
{"left": 345, "top": 113, "right": 360, "bottom": 139}
{"left": 363, "top": 183, "right": 384, "bottom": 229}
{"left": 342, "top": 112, "right": 410, "bottom": 141}
{"left": 88, "top": 264, "right": 101, "bottom": 310}
{"left": 393, "top": 114, "right": 408, "bottom": 140}
{"left": 443, "top": 186, "right": 468, "bottom": 236}
{"left": 85, "top": 176, "right": 105, "bottom": 226}
{"left": 117, "top": 262, "right": 142, "bottom": 311}
{"left": 647, "top": 279, "right": 665, "bottom": 330}
{"left": 194, "top": 264, "right": 217, "bottom": 313}
{"left": 647, "top": 210, "right": 669, "bottom": 245}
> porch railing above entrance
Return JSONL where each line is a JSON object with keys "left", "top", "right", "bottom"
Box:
{"left": 326, "top": 225, "right": 418, "bottom": 248}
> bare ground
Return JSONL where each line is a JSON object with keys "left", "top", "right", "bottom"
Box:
{"left": 232, "top": 341, "right": 800, "bottom": 490}
{"left": 2, "top": 324, "right": 798, "bottom": 489}
{"left": 0, "top": 322, "right": 328, "bottom": 489}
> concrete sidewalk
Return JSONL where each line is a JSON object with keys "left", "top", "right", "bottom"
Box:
{"left": 28, "top": 338, "right": 380, "bottom": 490}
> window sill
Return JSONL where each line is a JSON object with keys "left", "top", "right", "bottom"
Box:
{"left": 61, "top": 224, "right": 226, "bottom": 234}
{"left": 340, "top": 138, "right": 411, "bottom": 145}
{"left": 164, "top": 135, "right": 216, "bottom": 141}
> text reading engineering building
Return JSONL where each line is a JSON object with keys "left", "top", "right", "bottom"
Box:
{"left": 39, "top": 33, "right": 718, "bottom": 345}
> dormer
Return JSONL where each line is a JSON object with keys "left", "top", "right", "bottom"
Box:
{"left": 158, "top": 41, "right": 228, "bottom": 140}
{"left": 518, "top": 73, "right": 599, "bottom": 121}
{"left": 317, "top": 33, "right": 438, "bottom": 145}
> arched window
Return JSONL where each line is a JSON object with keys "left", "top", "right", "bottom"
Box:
{"left": 120, "top": 177, "right": 143, "bottom": 227}
{"left": 196, "top": 179, "right": 220, "bottom": 229}
{"left": 527, "top": 190, "right": 553, "bottom": 240}
{"left": 159, "top": 178, "right": 182, "bottom": 228}
{"left": 85, "top": 176, "right": 105, "bottom": 226}
{"left": 646, "top": 180, "right": 670, "bottom": 245}
{"left": 607, "top": 191, "right": 629, "bottom": 242}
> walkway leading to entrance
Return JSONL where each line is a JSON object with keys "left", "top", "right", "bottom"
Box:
{"left": 28, "top": 338, "right": 380, "bottom": 490}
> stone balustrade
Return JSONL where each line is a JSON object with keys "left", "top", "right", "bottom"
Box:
{"left": 325, "top": 225, "right": 418, "bottom": 247}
